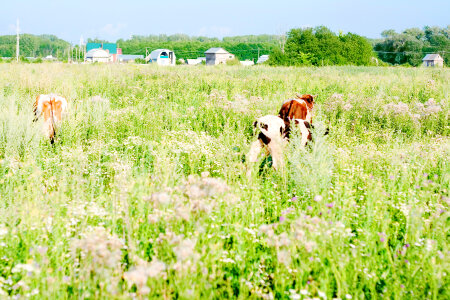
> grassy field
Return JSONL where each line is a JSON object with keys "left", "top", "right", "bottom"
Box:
{"left": 0, "top": 63, "right": 448, "bottom": 299}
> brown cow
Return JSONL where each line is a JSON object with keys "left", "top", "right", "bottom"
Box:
{"left": 33, "top": 94, "right": 68, "bottom": 143}
{"left": 279, "top": 93, "right": 315, "bottom": 124}
{"left": 278, "top": 94, "right": 316, "bottom": 145}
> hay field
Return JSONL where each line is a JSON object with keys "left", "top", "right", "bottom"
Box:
{"left": 0, "top": 64, "right": 448, "bottom": 299}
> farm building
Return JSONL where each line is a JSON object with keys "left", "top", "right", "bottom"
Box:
{"left": 422, "top": 54, "right": 444, "bottom": 67}
{"left": 43, "top": 55, "right": 56, "bottom": 61}
{"left": 117, "top": 54, "right": 144, "bottom": 63}
{"left": 205, "top": 48, "right": 235, "bottom": 65}
{"left": 85, "top": 48, "right": 113, "bottom": 63}
{"left": 146, "top": 49, "right": 176, "bottom": 65}
{"left": 86, "top": 43, "right": 121, "bottom": 62}
{"left": 240, "top": 60, "right": 255, "bottom": 66}
{"left": 257, "top": 55, "right": 270, "bottom": 64}
{"left": 186, "top": 57, "right": 206, "bottom": 65}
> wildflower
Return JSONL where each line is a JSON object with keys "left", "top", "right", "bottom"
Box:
{"left": 345, "top": 294, "right": 352, "bottom": 299}
{"left": 11, "top": 263, "right": 40, "bottom": 275}
{"left": 325, "top": 203, "right": 334, "bottom": 208}
{"left": 295, "top": 229, "right": 305, "bottom": 240}
{"left": 277, "top": 249, "right": 291, "bottom": 266}
{"left": 425, "top": 239, "right": 435, "bottom": 251}
{"left": 72, "top": 227, "right": 124, "bottom": 269}
{"left": 175, "top": 205, "right": 191, "bottom": 221}
{"left": 289, "top": 290, "right": 301, "bottom": 300}
{"left": 259, "top": 224, "right": 274, "bottom": 236}
{"left": 174, "top": 239, "right": 197, "bottom": 261}
{"left": 343, "top": 103, "right": 353, "bottom": 111}
{"left": 124, "top": 259, "right": 165, "bottom": 295}
{"left": 318, "top": 290, "right": 327, "bottom": 299}
{"left": 0, "top": 224, "right": 7, "bottom": 237}
{"left": 424, "top": 98, "right": 436, "bottom": 106}
{"left": 277, "top": 232, "right": 291, "bottom": 247}
{"left": 314, "top": 195, "right": 323, "bottom": 202}
{"left": 383, "top": 102, "right": 409, "bottom": 115}
{"left": 300, "top": 289, "right": 309, "bottom": 295}
{"left": 123, "top": 267, "right": 150, "bottom": 295}
{"left": 147, "top": 192, "right": 171, "bottom": 206}
{"left": 281, "top": 207, "right": 294, "bottom": 215}
{"left": 89, "top": 95, "right": 110, "bottom": 103}
{"left": 291, "top": 196, "right": 298, "bottom": 202}
{"left": 304, "top": 241, "right": 316, "bottom": 252}
{"left": 220, "top": 258, "right": 235, "bottom": 264}
{"left": 378, "top": 232, "right": 386, "bottom": 242}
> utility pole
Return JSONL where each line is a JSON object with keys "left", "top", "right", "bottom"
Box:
{"left": 16, "top": 19, "right": 20, "bottom": 62}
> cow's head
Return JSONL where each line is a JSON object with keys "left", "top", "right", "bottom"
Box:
{"left": 254, "top": 115, "right": 286, "bottom": 145}
{"left": 296, "top": 93, "right": 316, "bottom": 106}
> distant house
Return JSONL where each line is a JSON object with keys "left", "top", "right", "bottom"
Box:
{"left": 43, "top": 55, "right": 56, "bottom": 61}
{"left": 205, "top": 48, "right": 235, "bottom": 65}
{"left": 422, "top": 54, "right": 444, "bottom": 67}
{"left": 117, "top": 54, "right": 144, "bottom": 63}
{"left": 186, "top": 57, "right": 206, "bottom": 65}
{"left": 146, "top": 49, "right": 176, "bottom": 65}
{"left": 240, "top": 60, "right": 255, "bottom": 66}
{"left": 257, "top": 55, "right": 270, "bottom": 64}
{"left": 85, "top": 48, "right": 112, "bottom": 63}
{"left": 86, "top": 43, "right": 119, "bottom": 62}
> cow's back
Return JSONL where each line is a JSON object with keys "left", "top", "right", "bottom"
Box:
{"left": 279, "top": 99, "right": 309, "bottom": 121}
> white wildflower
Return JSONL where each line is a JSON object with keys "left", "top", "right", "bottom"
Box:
{"left": 12, "top": 263, "right": 40, "bottom": 275}
{"left": 147, "top": 192, "right": 171, "bottom": 206}
{"left": 174, "top": 239, "right": 197, "bottom": 262}
{"left": 318, "top": 290, "right": 327, "bottom": 299}
{"left": 277, "top": 249, "right": 291, "bottom": 266}
{"left": 0, "top": 224, "right": 7, "bottom": 237}
{"left": 72, "top": 227, "right": 124, "bottom": 269}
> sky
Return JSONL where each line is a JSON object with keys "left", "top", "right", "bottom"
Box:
{"left": 1, "top": 0, "right": 449, "bottom": 43}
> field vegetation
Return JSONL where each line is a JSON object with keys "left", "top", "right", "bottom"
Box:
{"left": 0, "top": 64, "right": 448, "bottom": 299}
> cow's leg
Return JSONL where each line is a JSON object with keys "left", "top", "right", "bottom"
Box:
{"left": 247, "top": 139, "right": 263, "bottom": 162}
{"left": 298, "top": 120, "right": 310, "bottom": 147}
{"left": 268, "top": 141, "right": 284, "bottom": 170}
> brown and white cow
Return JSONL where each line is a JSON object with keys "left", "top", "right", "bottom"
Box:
{"left": 247, "top": 94, "right": 319, "bottom": 171}
{"left": 279, "top": 94, "right": 316, "bottom": 146}
{"left": 33, "top": 94, "right": 68, "bottom": 143}
{"left": 279, "top": 93, "right": 315, "bottom": 123}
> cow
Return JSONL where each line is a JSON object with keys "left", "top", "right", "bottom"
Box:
{"left": 33, "top": 94, "right": 67, "bottom": 143}
{"left": 279, "top": 93, "right": 315, "bottom": 124}
{"left": 247, "top": 94, "right": 320, "bottom": 171}
{"left": 247, "top": 115, "right": 287, "bottom": 170}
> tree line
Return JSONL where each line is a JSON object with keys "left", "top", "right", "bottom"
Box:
{"left": 0, "top": 34, "right": 69, "bottom": 59}
{"left": 0, "top": 26, "right": 448, "bottom": 66}
{"left": 267, "top": 26, "right": 374, "bottom": 66}
{"left": 374, "top": 26, "right": 449, "bottom": 66}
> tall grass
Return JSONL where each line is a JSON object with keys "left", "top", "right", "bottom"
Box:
{"left": 0, "top": 63, "right": 448, "bottom": 299}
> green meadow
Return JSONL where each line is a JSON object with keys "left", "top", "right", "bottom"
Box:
{"left": 0, "top": 64, "right": 448, "bottom": 299}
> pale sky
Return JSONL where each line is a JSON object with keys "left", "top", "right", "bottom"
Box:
{"left": 1, "top": 0, "right": 449, "bottom": 43}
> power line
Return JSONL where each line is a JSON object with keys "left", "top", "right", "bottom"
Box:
{"left": 374, "top": 50, "right": 449, "bottom": 54}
